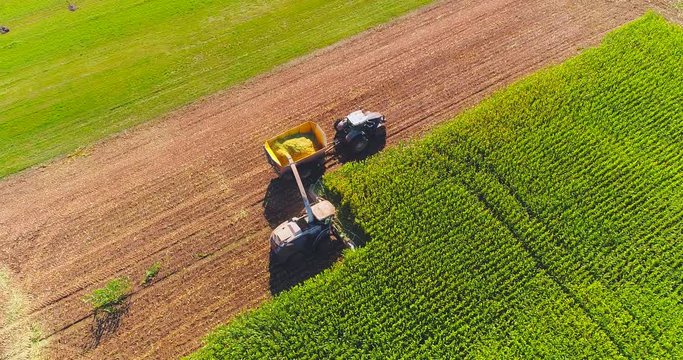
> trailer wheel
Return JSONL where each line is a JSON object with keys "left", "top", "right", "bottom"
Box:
{"left": 281, "top": 162, "right": 318, "bottom": 181}
{"left": 281, "top": 171, "right": 294, "bottom": 181}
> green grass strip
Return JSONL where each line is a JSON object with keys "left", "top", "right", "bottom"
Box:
{"left": 0, "top": 0, "right": 432, "bottom": 178}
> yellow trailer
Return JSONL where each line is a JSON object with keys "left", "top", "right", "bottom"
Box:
{"left": 263, "top": 121, "right": 327, "bottom": 177}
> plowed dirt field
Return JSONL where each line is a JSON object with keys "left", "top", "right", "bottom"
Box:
{"left": 0, "top": 0, "right": 676, "bottom": 358}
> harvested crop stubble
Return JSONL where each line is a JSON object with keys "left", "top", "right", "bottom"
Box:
{"left": 271, "top": 134, "right": 320, "bottom": 164}
{"left": 189, "top": 13, "right": 683, "bottom": 359}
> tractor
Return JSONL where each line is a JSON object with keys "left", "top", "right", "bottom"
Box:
{"left": 333, "top": 110, "right": 386, "bottom": 154}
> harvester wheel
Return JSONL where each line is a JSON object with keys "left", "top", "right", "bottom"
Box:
{"left": 313, "top": 230, "right": 330, "bottom": 251}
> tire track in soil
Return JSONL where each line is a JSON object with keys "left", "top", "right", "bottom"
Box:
{"left": 0, "top": 0, "right": 660, "bottom": 358}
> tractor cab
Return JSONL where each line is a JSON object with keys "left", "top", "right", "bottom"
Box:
{"left": 334, "top": 110, "right": 386, "bottom": 154}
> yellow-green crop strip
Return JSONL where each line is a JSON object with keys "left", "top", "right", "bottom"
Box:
{"left": 0, "top": 269, "right": 44, "bottom": 359}
{"left": 188, "top": 13, "right": 682, "bottom": 359}
{"left": 0, "top": 0, "right": 432, "bottom": 178}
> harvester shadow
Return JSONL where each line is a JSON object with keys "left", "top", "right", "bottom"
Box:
{"left": 266, "top": 187, "right": 369, "bottom": 295}
{"left": 84, "top": 301, "right": 130, "bottom": 351}
{"left": 262, "top": 165, "right": 325, "bottom": 228}
{"left": 263, "top": 165, "right": 344, "bottom": 295}
{"left": 268, "top": 239, "right": 345, "bottom": 295}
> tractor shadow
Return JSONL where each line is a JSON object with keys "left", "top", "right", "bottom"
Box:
{"left": 335, "top": 134, "right": 386, "bottom": 164}
{"left": 268, "top": 239, "right": 345, "bottom": 295}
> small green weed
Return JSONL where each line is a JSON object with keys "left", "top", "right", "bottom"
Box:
{"left": 83, "top": 277, "right": 132, "bottom": 314}
{"left": 29, "top": 324, "right": 42, "bottom": 344}
{"left": 141, "top": 262, "right": 162, "bottom": 285}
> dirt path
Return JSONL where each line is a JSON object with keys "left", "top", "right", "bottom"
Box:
{"left": 0, "top": 0, "right": 668, "bottom": 358}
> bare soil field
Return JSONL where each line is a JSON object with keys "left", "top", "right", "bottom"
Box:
{"left": 0, "top": 0, "right": 677, "bottom": 358}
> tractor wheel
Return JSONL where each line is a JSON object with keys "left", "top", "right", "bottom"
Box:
{"left": 375, "top": 124, "right": 387, "bottom": 138}
{"left": 350, "top": 135, "right": 369, "bottom": 153}
{"left": 333, "top": 119, "right": 344, "bottom": 132}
